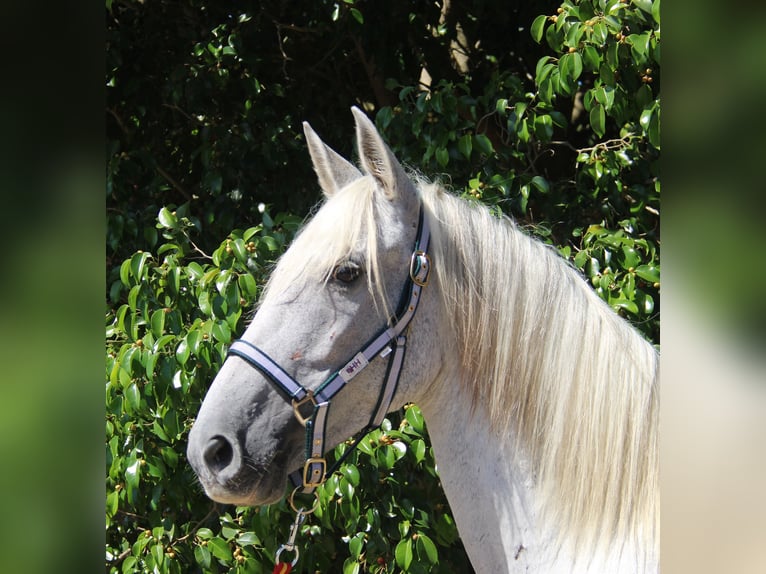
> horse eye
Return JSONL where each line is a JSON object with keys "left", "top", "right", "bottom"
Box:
{"left": 331, "top": 262, "right": 362, "bottom": 284}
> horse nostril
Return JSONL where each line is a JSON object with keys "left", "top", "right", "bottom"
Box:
{"left": 204, "top": 436, "right": 234, "bottom": 473}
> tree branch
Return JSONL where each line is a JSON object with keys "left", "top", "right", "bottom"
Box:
{"left": 155, "top": 166, "right": 192, "bottom": 202}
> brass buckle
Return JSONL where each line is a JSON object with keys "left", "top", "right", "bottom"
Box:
{"left": 410, "top": 250, "right": 431, "bottom": 287}
{"left": 292, "top": 391, "right": 317, "bottom": 427}
{"left": 302, "top": 457, "right": 327, "bottom": 488}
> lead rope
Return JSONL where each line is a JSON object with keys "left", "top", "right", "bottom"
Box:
{"left": 272, "top": 489, "right": 320, "bottom": 573}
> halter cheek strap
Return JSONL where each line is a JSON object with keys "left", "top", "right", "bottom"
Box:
{"left": 226, "top": 208, "right": 431, "bottom": 494}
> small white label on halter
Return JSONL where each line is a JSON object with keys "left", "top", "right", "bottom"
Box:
{"left": 339, "top": 352, "right": 369, "bottom": 382}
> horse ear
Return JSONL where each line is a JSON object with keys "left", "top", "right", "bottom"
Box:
{"left": 303, "top": 121, "right": 362, "bottom": 197}
{"left": 351, "top": 106, "right": 412, "bottom": 201}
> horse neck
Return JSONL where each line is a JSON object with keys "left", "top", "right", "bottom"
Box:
{"left": 417, "top": 381, "right": 538, "bottom": 572}
{"left": 418, "top": 372, "right": 657, "bottom": 573}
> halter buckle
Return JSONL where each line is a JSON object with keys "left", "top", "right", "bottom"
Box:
{"left": 292, "top": 391, "right": 317, "bottom": 427}
{"left": 410, "top": 250, "right": 431, "bottom": 287}
{"left": 302, "top": 457, "right": 327, "bottom": 488}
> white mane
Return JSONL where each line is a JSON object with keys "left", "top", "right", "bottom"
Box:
{"left": 419, "top": 182, "right": 658, "bottom": 559}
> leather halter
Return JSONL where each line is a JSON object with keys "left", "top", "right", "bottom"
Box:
{"left": 226, "top": 208, "right": 431, "bottom": 494}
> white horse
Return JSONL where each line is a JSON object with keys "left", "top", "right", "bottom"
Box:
{"left": 187, "top": 107, "right": 658, "bottom": 573}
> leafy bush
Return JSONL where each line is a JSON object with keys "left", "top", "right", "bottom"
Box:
{"left": 377, "top": 0, "right": 660, "bottom": 341}
{"left": 106, "top": 0, "right": 659, "bottom": 572}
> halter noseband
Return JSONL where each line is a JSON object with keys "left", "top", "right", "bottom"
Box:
{"left": 226, "top": 208, "right": 431, "bottom": 495}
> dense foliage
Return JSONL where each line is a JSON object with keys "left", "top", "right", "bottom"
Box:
{"left": 106, "top": 0, "right": 659, "bottom": 572}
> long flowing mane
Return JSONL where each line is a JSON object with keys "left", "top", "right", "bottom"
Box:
{"left": 419, "top": 181, "right": 659, "bottom": 559}
{"left": 264, "top": 175, "right": 658, "bottom": 560}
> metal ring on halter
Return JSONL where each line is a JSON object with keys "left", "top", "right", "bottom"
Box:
{"left": 288, "top": 486, "right": 320, "bottom": 514}
{"left": 410, "top": 250, "right": 431, "bottom": 287}
{"left": 274, "top": 544, "right": 299, "bottom": 567}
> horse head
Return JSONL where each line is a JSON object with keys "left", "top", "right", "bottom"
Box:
{"left": 187, "top": 108, "right": 442, "bottom": 506}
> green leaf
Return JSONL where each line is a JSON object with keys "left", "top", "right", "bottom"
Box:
{"left": 635, "top": 264, "right": 660, "bottom": 283}
{"left": 634, "top": 0, "right": 654, "bottom": 15}
{"left": 621, "top": 246, "right": 641, "bottom": 269}
{"left": 416, "top": 533, "right": 439, "bottom": 564}
{"left": 158, "top": 207, "right": 178, "bottom": 230}
{"left": 545, "top": 15, "right": 564, "bottom": 50}
{"left": 517, "top": 118, "right": 530, "bottom": 142}
{"left": 457, "top": 134, "right": 472, "bottom": 159}
{"left": 539, "top": 74, "right": 555, "bottom": 104}
{"left": 534, "top": 114, "right": 554, "bottom": 141}
{"left": 474, "top": 133, "right": 494, "bottom": 155}
{"left": 559, "top": 52, "right": 583, "bottom": 90}
{"left": 590, "top": 103, "right": 606, "bottom": 137}
{"left": 405, "top": 405, "right": 425, "bottom": 433}
{"left": 640, "top": 104, "right": 661, "bottom": 149}
{"left": 162, "top": 447, "right": 179, "bottom": 468}
{"left": 412, "top": 438, "right": 426, "bottom": 463}
{"left": 530, "top": 14, "right": 547, "bottom": 43}
{"left": 391, "top": 441, "right": 407, "bottom": 461}
{"left": 125, "top": 383, "right": 141, "bottom": 412}
{"left": 260, "top": 235, "right": 279, "bottom": 251}
{"left": 119, "top": 258, "right": 131, "bottom": 286}
{"left": 236, "top": 532, "right": 260, "bottom": 546}
{"left": 152, "top": 420, "right": 170, "bottom": 443}
{"left": 341, "top": 463, "right": 360, "bottom": 486}
{"left": 230, "top": 238, "right": 247, "bottom": 264}
{"left": 594, "top": 86, "right": 615, "bottom": 110}
{"left": 212, "top": 320, "right": 231, "bottom": 343}
{"left": 187, "top": 261, "right": 204, "bottom": 280}
{"left": 106, "top": 490, "right": 119, "bottom": 518}
{"left": 125, "top": 459, "right": 141, "bottom": 489}
{"left": 395, "top": 538, "right": 413, "bottom": 570}
{"left": 343, "top": 559, "right": 360, "bottom": 574}
{"left": 150, "top": 309, "right": 165, "bottom": 338}
{"left": 628, "top": 32, "right": 651, "bottom": 63}
{"left": 535, "top": 57, "right": 553, "bottom": 83}
{"left": 640, "top": 292, "right": 655, "bottom": 314}
{"left": 194, "top": 545, "right": 211, "bottom": 569}
{"left": 151, "top": 543, "right": 164, "bottom": 568}
{"left": 130, "top": 251, "right": 150, "bottom": 282}
{"left": 599, "top": 61, "right": 615, "bottom": 87}
{"left": 349, "top": 534, "right": 364, "bottom": 558}
{"left": 582, "top": 45, "right": 601, "bottom": 70}
{"left": 549, "top": 110, "right": 567, "bottom": 128}
{"left": 592, "top": 21, "right": 608, "bottom": 45}
{"left": 610, "top": 298, "right": 639, "bottom": 314}
{"left": 196, "top": 528, "right": 214, "bottom": 540}
{"left": 652, "top": 0, "right": 661, "bottom": 24}
{"left": 127, "top": 284, "right": 141, "bottom": 312}
{"left": 121, "top": 556, "right": 137, "bottom": 573}
{"left": 435, "top": 147, "right": 449, "bottom": 167}
{"left": 635, "top": 84, "right": 653, "bottom": 109}
{"left": 216, "top": 269, "right": 233, "bottom": 294}
{"left": 198, "top": 290, "right": 212, "bottom": 316}
{"left": 238, "top": 273, "right": 258, "bottom": 299}
{"left": 350, "top": 7, "right": 364, "bottom": 24}
{"left": 530, "top": 175, "right": 550, "bottom": 194}
{"left": 574, "top": 249, "right": 589, "bottom": 269}
{"left": 208, "top": 537, "right": 233, "bottom": 562}
{"left": 176, "top": 338, "right": 190, "bottom": 365}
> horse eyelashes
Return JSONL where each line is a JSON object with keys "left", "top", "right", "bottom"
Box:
{"left": 331, "top": 261, "right": 362, "bottom": 284}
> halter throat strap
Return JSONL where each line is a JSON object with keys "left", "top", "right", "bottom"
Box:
{"left": 226, "top": 208, "right": 431, "bottom": 493}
